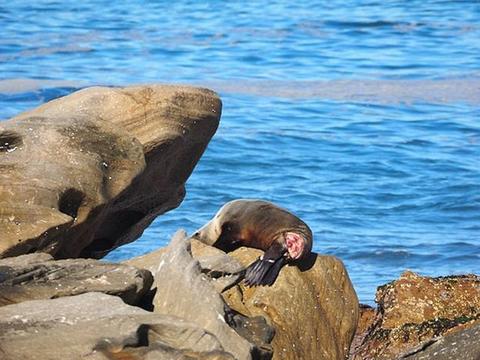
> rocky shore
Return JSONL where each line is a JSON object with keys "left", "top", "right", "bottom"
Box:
{"left": 0, "top": 85, "right": 478, "bottom": 359}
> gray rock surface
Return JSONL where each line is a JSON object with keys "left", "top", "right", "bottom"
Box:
{"left": 0, "top": 292, "right": 232, "bottom": 360}
{"left": 125, "top": 237, "right": 245, "bottom": 276}
{"left": 404, "top": 323, "right": 480, "bottom": 360}
{"left": 125, "top": 237, "right": 245, "bottom": 294}
{"left": 126, "top": 234, "right": 274, "bottom": 359}
{"left": 0, "top": 85, "right": 221, "bottom": 259}
{"left": 192, "top": 242, "right": 245, "bottom": 293}
{"left": 147, "top": 230, "right": 257, "bottom": 360}
{"left": 0, "top": 253, "right": 153, "bottom": 306}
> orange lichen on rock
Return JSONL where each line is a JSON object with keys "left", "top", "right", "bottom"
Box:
{"left": 351, "top": 271, "right": 480, "bottom": 359}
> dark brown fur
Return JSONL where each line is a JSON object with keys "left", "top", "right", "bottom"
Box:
{"left": 192, "top": 199, "right": 313, "bottom": 286}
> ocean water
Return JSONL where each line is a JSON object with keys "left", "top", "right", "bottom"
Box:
{"left": 1, "top": 1, "right": 479, "bottom": 303}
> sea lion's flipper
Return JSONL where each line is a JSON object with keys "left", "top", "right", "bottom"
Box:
{"left": 244, "top": 256, "right": 286, "bottom": 286}
{"left": 244, "top": 243, "right": 287, "bottom": 286}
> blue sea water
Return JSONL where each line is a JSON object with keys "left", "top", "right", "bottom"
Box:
{"left": 1, "top": 1, "right": 479, "bottom": 303}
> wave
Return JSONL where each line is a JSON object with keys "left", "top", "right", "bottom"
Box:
{"left": 0, "top": 79, "right": 83, "bottom": 94}
{"left": 202, "top": 78, "right": 480, "bottom": 105}
{"left": 2, "top": 77, "right": 479, "bottom": 105}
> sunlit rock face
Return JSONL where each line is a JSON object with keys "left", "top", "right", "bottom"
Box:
{"left": 0, "top": 292, "right": 235, "bottom": 360}
{"left": 126, "top": 232, "right": 274, "bottom": 360}
{"left": 126, "top": 232, "right": 359, "bottom": 360}
{"left": 123, "top": 197, "right": 358, "bottom": 360}
{"left": 0, "top": 85, "right": 221, "bottom": 259}
{"left": 350, "top": 271, "right": 480, "bottom": 359}
{"left": 0, "top": 253, "right": 153, "bottom": 307}
{"left": 223, "top": 247, "right": 359, "bottom": 360}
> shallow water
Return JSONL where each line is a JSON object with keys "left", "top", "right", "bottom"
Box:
{"left": 1, "top": 1, "right": 479, "bottom": 303}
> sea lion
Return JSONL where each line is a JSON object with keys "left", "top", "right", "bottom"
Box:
{"left": 191, "top": 199, "right": 313, "bottom": 286}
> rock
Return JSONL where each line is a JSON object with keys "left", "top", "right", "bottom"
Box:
{"left": 125, "top": 237, "right": 246, "bottom": 293}
{"left": 0, "top": 292, "right": 234, "bottom": 360}
{"left": 144, "top": 230, "right": 263, "bottom": 360}
{"left": 190, "top": 245, "right": 246, "bottom": 294}
{"left": 405, "top": 322, "right": 480, "bottom": 360}
{"left": 127, "top": 234, "right": 359, "bottom": 360}
{"left": 228, "top": 313, "right": 275, "bottom": 357}
{"left": 0, "top": 85, "right": 221, "bottom": 259}
{"left": 0, "top": 253, "right": 153, "bottom": 306}
{"left": 349, "top": 304, "right": 376, "bottom": 358}
{"left": 351, "top": 271, "right": 480, "bottom": 359}
{"left": 126, "top": 236, "right": 274, "bottom": 357}
{"left": 223, "top": 247, "right": 359, "bottom": 360}
{"left": 0, "top": 252, "right": 53, "bottom": 267}
{"left": 125, "top": 236, "right": 244, "bottom": 272}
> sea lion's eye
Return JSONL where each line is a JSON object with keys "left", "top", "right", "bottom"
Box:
{"left": 222, "top": 222, "right": 232, "bottom": 232}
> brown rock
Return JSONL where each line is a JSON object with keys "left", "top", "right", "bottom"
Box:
{"left": 351, "top": 271, "right": 480, "bottom": 359}
{"left": 349, "top": 304, "right": 376, "bottom": 358}
{"left": 357, "top": 304, "right": 376, "bottom": 335}
{"left": 0, "top": 85, "right": 221, "bottom": 259}
{"left": 126, "top": 233, "right": 359, "bottom": 359}
{"left": 0, "top": 252, "right": 153, "bottom": 306}
{"left": 223, "top": 247, "right": 359, "bottom": 360}
{"left": 126, "top": 233, "right": 274, "bottom": 360}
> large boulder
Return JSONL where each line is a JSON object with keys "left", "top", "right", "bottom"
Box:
{"left": 0, "top": 85, "right": 221, "bottom": 259}
{"left": 127, "top": 235, "right": 359, "bottom": 360}
{"left": 0, "top": 292, "right": 234, "bottom": 360}
{"left": 223, "top": 247, "right": 359, "bottom": 360}
{"left": 127, "top": 231, "right": 271, "bottom": 360}
{"left": 351, "top": 271, "right": 480, "bottom": 359}
{"left": 0, "top": 253, "right": 153, "bottom": 306}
